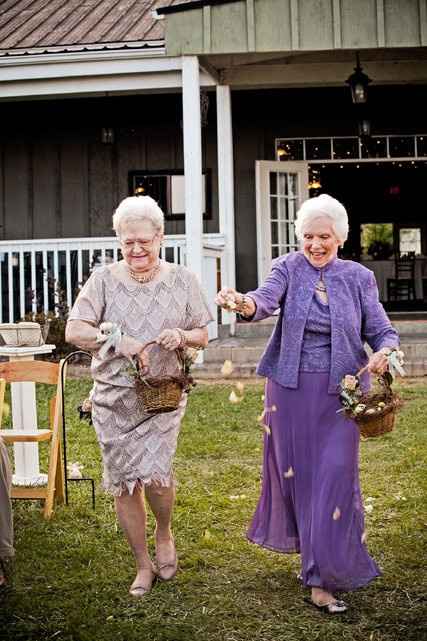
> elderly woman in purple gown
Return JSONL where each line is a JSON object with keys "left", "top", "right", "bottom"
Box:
{"left": 216, "top": 194, "right": 399, "bottom": 614}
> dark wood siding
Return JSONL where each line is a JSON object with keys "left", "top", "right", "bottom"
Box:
{"left": 0, "top": 93, "right": 220, "bottom": 243}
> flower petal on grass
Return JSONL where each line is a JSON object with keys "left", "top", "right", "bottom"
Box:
{"left": 284, "top": 466, "right": 294, "bottom": 478}
{"left": 361, "top": 531, "right": 368, "bottom": 544}
{"left": 365, "top": 504, "right": 374, "bottom": 513}
{"left": 229, "top": 390, "right": 242, "bottom": 404}
{"left": 236, "top": 381, "right": 245, "bottom": 393}
{"left": 263, "top": 424, "right": 271, "bottom": 435}
{"left": 333, "top": 507, "right": 341, "bottom": 520}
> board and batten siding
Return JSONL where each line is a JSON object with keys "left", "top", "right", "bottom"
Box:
{"left": 0, "top": 97, "right": 220, "bottom": 242}
{"left": 164, "top": 0, "right": 427, "bottom": 55}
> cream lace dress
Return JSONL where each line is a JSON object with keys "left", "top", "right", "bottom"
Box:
{"left": 68, "top": 260, "right": 213, "bottom": 495}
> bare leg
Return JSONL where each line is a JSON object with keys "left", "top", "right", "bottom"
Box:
{"left": 114, "top": 488, "right": 156, "bottom": 596}
{"left": 144, "top": 483, "right": 177, "bottom": 580}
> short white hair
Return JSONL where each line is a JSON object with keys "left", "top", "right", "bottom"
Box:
{"left": 112, "top": 196, "right": 164, "bottom": 237}
{"left": 294, "top": 194, "right": 349, "bottom": 246}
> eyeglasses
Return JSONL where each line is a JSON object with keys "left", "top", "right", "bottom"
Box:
{"left": 120, "top": 235, "right": 159, "bottom": 250}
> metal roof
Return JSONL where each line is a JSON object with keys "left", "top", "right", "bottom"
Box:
{"left": 0, "top": 0, "right": 191, "bottom": 56}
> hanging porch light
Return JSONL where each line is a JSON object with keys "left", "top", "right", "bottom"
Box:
{"left": 346, "top": 53, "right": 371, "bottom": 104}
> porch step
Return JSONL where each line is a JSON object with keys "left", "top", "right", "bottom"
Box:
{"left": 218, "top": 318, "right": 427, "bottom": 340}
{"left": 199, "top": 322, "right": 427, "bottom": 379}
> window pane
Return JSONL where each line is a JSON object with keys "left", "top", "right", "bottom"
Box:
{"left": 279, "top": 221, "right": 289, "bottom": 245}
{"left": 360, "top": 137, "right": 387, "bottom": 159}
{"left": 287, "top": 173, "right": 298, "bottom": 199}
{"left": 277, "top": 173, "right": 288, "bottom": 196}
{"left": 416, "top": 135, "right": 427, "bottom": 157}
{"left": 389, "top": 136, "right": 415, "bottom": 158}
{"left": 269, "top": 172, "right": 277, "bottom": 195}
{"left": 332, "top": 138, "right": 359, "bottom": 160}
{"left": 271, "top": 221, "right": 278, "bottom": 244}
{"left": 399, "top": 228, "right": 421, "bottom": 255}
{"left": 277, "top": 139, "right": 304, "bottom": 161}
{"left": 272, "top": 246, "right": 279, "bottom": 259}
{"left": 270, "top": 197, "right": 278, "bottom": 220}
{"left": 305, "top": 139, "right": 331, "bottom": 160}
{"left": 278, "top": 198, "right": 288, "bottom": 221}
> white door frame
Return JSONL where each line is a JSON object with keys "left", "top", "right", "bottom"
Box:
{"left": 255, "top": 160, "right": 309, "bottom": 285}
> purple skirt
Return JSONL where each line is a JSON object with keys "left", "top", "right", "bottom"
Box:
{"left": 247, "top": 372, "right": 381, "bottom": 592}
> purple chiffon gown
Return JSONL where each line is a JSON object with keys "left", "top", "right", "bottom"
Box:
{"left": 247, "top": 294, "right": 381, "bottom": 593}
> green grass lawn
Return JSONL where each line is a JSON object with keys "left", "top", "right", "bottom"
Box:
{"left": 1, "top": 378, "right": 426, "bottom": 641}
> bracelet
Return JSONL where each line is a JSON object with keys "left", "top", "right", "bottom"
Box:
{"left": 235, "top": 294, "right": 253, "bottom": 317}
{"left": 175, "top": 328, "right": 187, "bottom": 347}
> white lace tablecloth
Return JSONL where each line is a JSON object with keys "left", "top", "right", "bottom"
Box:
{"left": 361, "top": 258, "right": 427, "bottom": 302}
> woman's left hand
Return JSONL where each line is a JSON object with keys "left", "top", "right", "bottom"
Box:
{"left": 367, "top": 350, "right": 389, "bottom": 375}
{"left": 156, "top": 329, "right": 182, "bottom": 351}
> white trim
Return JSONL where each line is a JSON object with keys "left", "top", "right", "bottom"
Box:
{"left": 182, "top": 57, "right": 203, "bottom": 282}
{"left": 0, "top": 53, "right": 216, "bottom": 100}
{"left": 217, "top": 85, "right": 236, "bottom": 328}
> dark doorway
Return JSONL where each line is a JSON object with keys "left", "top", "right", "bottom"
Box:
{"left": 308, "top": 161, "right": 427, "bottom": 310}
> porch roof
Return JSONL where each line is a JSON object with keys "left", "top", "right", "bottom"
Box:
{"left": 0, "top": 0, "right": 191, "bottom": 57}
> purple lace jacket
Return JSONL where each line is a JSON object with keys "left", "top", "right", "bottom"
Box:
{"left": 247, "top": 251, "right": 399, "bottom": 394}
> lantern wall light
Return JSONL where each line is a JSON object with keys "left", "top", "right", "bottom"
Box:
{"left": 346, "top": 53, "right": 371, "bottom": 104}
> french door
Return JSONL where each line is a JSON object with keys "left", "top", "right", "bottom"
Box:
{"left": 255, "top": 161, "right": 309, "bottom": 285}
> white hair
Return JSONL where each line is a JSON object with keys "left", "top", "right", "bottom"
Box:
{"left": 112, "top": 196, "right": 164, "bottom": 237}
{"left": 294, "top": 194, "right": 349, "bottom": 246}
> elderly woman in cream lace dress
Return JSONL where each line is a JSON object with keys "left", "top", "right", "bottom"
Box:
{"left": 66, "top": 196, "right": 212, "bottom": 598}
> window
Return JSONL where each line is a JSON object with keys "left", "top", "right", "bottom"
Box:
{"left": 399, "top": 228, "right": 421, "bottom": 255}
{"left": 128, "top": 170, "right": 212, "bottom": 220}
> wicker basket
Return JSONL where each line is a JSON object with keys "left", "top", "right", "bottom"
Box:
{"left": 353, "top": 369, "right": 401, "bottom": 438}
{"left": 0, "top": 321, "right": 50, "bottom": 347}
{"left": 134, "top": 341, "right": 193, "bottom": 415}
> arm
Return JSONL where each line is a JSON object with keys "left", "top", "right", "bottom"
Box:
{"left": 65, "top": 319, "right": 150, "bottom": 366}
{"left": 156, "top": 326, "right": 209, "bottom": 351}
{"left": 216, "top": 259, "right": 288, "bottom": 321}
{"left": 361, "top": 270, "right": 400, "bottom": 374}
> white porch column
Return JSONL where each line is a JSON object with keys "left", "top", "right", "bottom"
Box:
{"left": 216, "top": 84, "right": 236, "bottom": 330}
{"left": 182, "top": 56, "right": 203, "bottom": 281}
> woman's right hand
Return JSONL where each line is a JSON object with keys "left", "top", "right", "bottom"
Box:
{"left": 215, "top": 287, "right": 242, "bottom": 311}
{"left": 118, "top": 335, "right": 149, "bottom": 369}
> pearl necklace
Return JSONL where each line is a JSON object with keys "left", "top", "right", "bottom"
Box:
{"left": 128, "top": 262, "right": 161, "bottom": 283}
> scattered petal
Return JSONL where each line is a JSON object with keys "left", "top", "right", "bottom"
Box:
{"left": 365, "top": 496, "right": 376, "bottom": 502}
{"left": 333, "top": 507, "right": 341, "bottom": 520}
{"left": 365, "top": 504, "right": 374, "bottom": 513}
{"left": 261, "top": 394, "right": 265, "bottom": 401}
{"left": 361, "top": 531, "right": 368, "bottom": 544}
{"left": 257, "top": 409, "right": 266, "bottom": 422}
{"left": 263, "top": 425, "right": 271, "bottom": 435}
{"left": 221, "top": 360, "right": 234, "bottom": 376}
{"left": 229, "top": 494, "right": 246, "bottom": 500}
{"left": 229, "top": 390, "right": 242, "bottom": 404}
{"left": 271, "top": 404, "right": 277, "bottom": 412}
{"left": 284, "top": 466, "right": 294, "bottom": 478}
{"left": 236, "top": 381, "right": 245, "bottom": 393}
{"left": 203, "top": 529, "right": 212, "bottom": 540}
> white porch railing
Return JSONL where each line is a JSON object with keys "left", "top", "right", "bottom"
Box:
{"left": 0, "top": 234, "right": 225, "bottom": 338}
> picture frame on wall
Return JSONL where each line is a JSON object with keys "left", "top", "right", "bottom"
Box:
{"left": 128, "top": 169, "right": 212, "bottom": 220}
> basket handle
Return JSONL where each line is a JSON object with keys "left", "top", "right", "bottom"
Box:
{"left": 356, "top": 363, "right": 393, "bottom": 395}
{"left": 138, "top": 339, "right": 185, "bottom": 375}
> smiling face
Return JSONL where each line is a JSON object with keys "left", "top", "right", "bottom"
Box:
{"left": 119, "top": 219, "right": 163, "bottom": 273}
{"left": 302, "top": 216, "right": 341, "bottom": 268}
